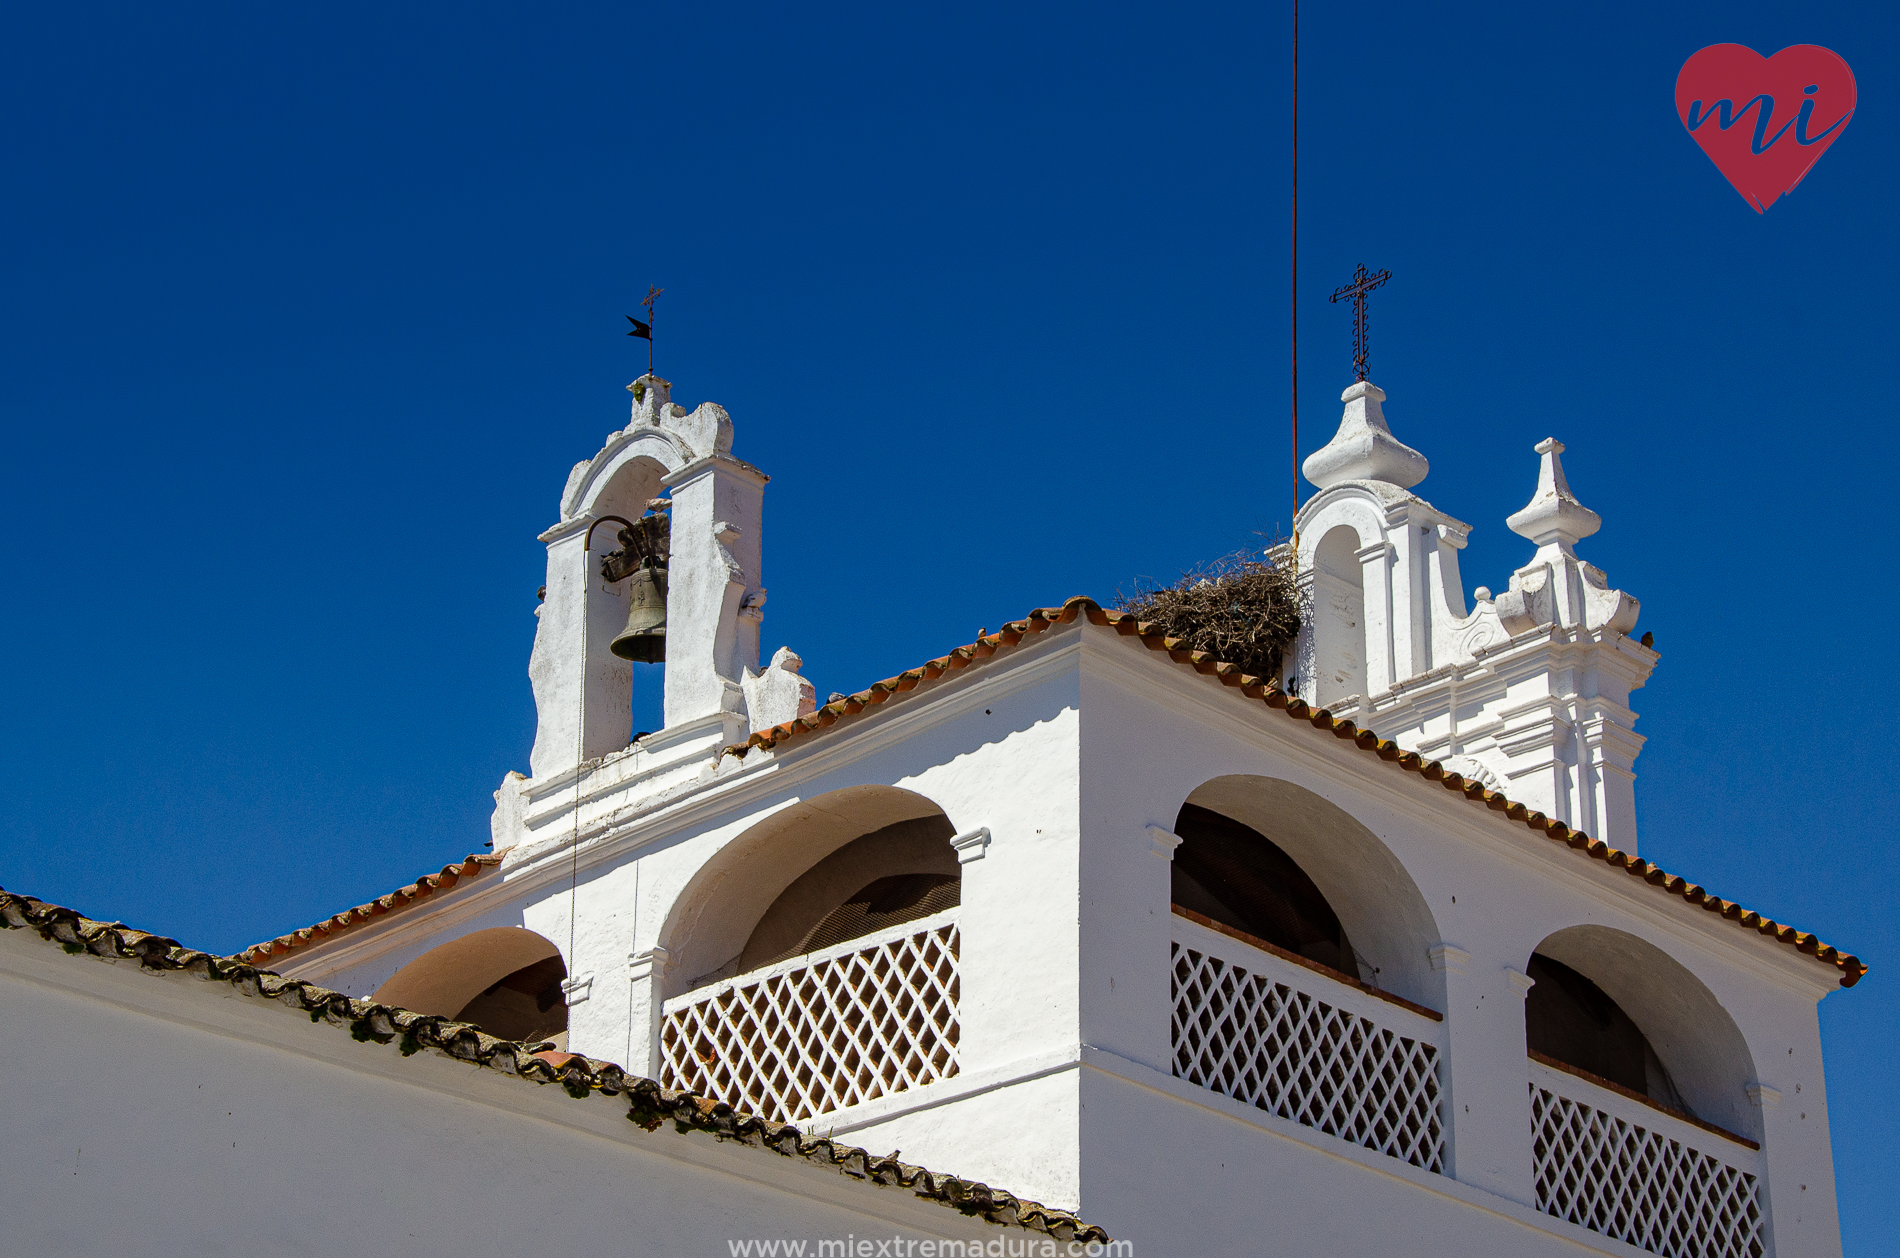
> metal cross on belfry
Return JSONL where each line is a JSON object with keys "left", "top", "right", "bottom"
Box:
{"left": 1328, "top": 263, "right": 1391, "bottom": 383}
{"left": 626, "top": 285, "right": 664, "bottom": 377}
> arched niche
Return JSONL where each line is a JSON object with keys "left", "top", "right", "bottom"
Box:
{"left": 1527, "top": 925, "right": 1761, "bottom": 1141}
{"left": 659, "top": 784, "right": 958, "bottom": 996}
{"left": 1178, "top": 775, "right": 1442, "bottom": 1010}
{"left": 372, "top": 927, "right": 568, "bottom": 1045}
{"left": 1310, "top": 524, "right": 1368, "bottom": 707}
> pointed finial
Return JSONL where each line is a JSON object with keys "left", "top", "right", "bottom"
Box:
{"left": 1506, "top": 438, "right": 1601, "bottom": 553}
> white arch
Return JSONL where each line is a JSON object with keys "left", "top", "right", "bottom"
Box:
{"left": 656, "top": 784, "right": 953, "bottom": 996}
{"left": 1295, "top": 486, "right": 1390, "bottom": 564}
{"left": 371, "top": 926, "right": 562, "bottom": 1020}
{"left": 736, "top": 816, "right": 958, "bottom": 973}
{"left": 1529, "top": 924, "right": 1761, "bottom": 1141}
{"left": 1292, "top": 480, "right": 1477, "bottom": 706}
{"left": 1295, "top": 488, "right": 1393, "bottom": 704}
{"left": 562, "top": 427, "right": 693, "bottom": 523}
{"left": 1181, "top": 774, "right": 1444, "bottom": 1010}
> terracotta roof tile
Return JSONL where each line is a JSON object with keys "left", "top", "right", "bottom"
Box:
{"left": 240, "top": 853, "right": 504, "bottom": 965}
{"left": 0, "top": 887, "right": 1109, "bottom": 1246}
{"left": 723, "top": 596, "right": 1867, "bottom": 989}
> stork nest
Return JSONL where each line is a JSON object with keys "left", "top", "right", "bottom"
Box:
{"left": 1116, "top": 549, "right": 1301, "bottom": 683}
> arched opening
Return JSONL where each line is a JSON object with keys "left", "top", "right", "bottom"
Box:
{"left": 583, "top": 449, "right": 674, "bottom": 525}
{"left": 585, "top": 452, "right": 677, "bottom": 738}
{"left": 1311, "top": 525, "right": 1367, "bottom": 707}
{"left": 1172, "top": 803, "right": 1360, "bottom": 978}
{"left": 657, "top": 787, "right": 965, "bottom": 1122}
{"left": 1525, "top": 925, "right": 1760, "bottom": 1140}
{"left": 660, "top": 785, "right": 960, "bottom": 996}
{"left": 1525, "top": 954, "right": 1687, "bottom": 1109}
{"left": 372, "top": 927, "right": 569, "bottom": 1047}
{"left": 736, "top": 815, "right": 959, "bottom": 973}
{"left": 1176, "top": 775, "right": 1441, "bottom": 1009}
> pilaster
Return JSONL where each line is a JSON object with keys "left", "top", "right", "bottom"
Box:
{"left": 1436, "top": 946, "right": 1538, "bottom": 1206}
{"left": 660, "top": 454, "right": 767, "bottom": 730}
{"left": 1356, "top": 540, "right": 1397, "bottom": 696}
{"left": 527, "top": 518, "right": 635, "bottom": 778}
{"left": 627, "top": 946, "right": 670, "bottom": 1078}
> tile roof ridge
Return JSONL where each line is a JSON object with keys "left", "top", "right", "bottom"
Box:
{"left": 723, "top": 595, "right": 1867, "bottom": 989}
{"left": 0, "top": 886, "right": 1110, "bottom": 1246}
{"left": 239, "top": 853, "right": 503, "bottom": 966}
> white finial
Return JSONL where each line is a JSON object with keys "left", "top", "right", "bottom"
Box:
{"left": 1302, "top": 381, "right": 1429, "bottom": 490}
{"left": 1506, "top": 438, "right": 1601, "bottom": 554}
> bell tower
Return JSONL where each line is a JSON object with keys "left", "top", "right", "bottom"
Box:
{"left": 1291, "top": 378, "right": 1654, "bottom": 851}
{"left": 497, "top": 375, "right": 812, "bottom": 852}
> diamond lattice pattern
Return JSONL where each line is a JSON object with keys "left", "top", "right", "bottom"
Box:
{"left": 661, "top": 922, "right": 959, "bottom": 1123}
{"left": 1171, "top": 942, "right": 1445, "bottom": 1172}
{"left": 1532, "top": 1084, "right": 1763, "bottom": 1258}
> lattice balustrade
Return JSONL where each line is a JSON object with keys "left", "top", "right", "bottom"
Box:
{"left": 1171, "top": 928, "right": 1445, "bottom": 1172}
{"left": 1531, "top": 1067, "right": 1764, "bottom": 1258}
{"left": 660, "top": 913, "right": 959, "bottom": 1124}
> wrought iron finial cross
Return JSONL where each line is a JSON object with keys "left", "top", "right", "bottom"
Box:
{"left": 1328, "top": 263, "right": 1391, "bottom": 383}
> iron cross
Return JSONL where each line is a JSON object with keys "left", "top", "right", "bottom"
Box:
{"left": 1328, "top": 263, "right": 1391, "bottom": 383}
{"left": 626, "top": 285, "right": 664, "bottom": 377}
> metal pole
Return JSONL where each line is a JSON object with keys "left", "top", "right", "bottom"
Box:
{"left": 1290, "top": 0, "right": 1299, "bottom": 544}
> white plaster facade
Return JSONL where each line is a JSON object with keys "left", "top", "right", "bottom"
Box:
{"left": 231, "top": 373, "right": 1851, "bottom": 1258}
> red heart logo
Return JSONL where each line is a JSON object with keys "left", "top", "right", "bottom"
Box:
{"left": 1676, "top": 44, "right": 1855, "bottom": 213}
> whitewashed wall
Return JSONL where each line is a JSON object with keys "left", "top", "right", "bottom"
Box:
{"left": 0, "top": 931, "right": 1072, "bottom": 1258}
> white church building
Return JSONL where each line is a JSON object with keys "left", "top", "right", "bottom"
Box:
{"left": 2, "top": 371, "right": 1862, "bottom": 1257}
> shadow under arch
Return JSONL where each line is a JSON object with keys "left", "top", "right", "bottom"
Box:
{"left": 658, "top": 784, "right": 958, "bottom": 997}
{"left": 1528, "top": 924, "right": 1761, "bottom": 1141}
{"left": 1178, "top": 775, "right": 1442, "bottom": 1010}
{"left": 373, "top": 927, "right": 567, "bottom": 1044}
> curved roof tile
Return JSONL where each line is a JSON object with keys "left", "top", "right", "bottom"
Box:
{"left": 240, "top": 854, "right": 503, "bottom": 965}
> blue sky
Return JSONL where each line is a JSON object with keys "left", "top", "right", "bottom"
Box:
{"left": 2, "top": 1, "right": 1893, "bottom": 1245}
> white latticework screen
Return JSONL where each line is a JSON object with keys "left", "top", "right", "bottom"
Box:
{"left": 661, "top": 914, "right": 959, "bottom": 1124}
{"left": 1171, "top": 936, "right": 1445, "bottom": 1172}
{"left": 1531, "top": 1078, "right": 1764, "bottom": 1258}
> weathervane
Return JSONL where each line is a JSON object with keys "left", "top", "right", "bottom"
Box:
{"left": 626, "top": 285, "right": 665, "bottom": 377}
{"left": 1328, "top": 264, "right": 1391, "bottom": 383}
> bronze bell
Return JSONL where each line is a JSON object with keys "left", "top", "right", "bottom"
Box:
{"left": 610, "top": 561, "right": 667, "bottom": 662}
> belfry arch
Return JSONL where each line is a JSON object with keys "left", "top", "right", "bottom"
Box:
{"left": 564, "top": 430, "right": 691, "bottom": 523}
{"left": 657, "top": 784, "right": 961, "bottom": 997}
{"left": 1174, "top": 775, "right": 1442, "bottom": 1010}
